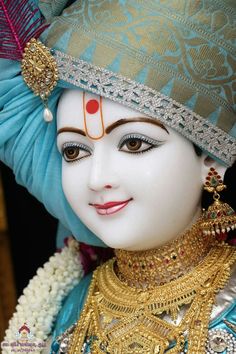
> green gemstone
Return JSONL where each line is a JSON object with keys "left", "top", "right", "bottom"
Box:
{"left": 211, "top": 177, "right": 218, "bottom": 186}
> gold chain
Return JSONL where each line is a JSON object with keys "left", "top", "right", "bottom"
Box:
{"left": 115, "top": 220, "right": 213, "bottom": 288}
{"left": 68, "top": 243, "right": 236, "bottom": 354}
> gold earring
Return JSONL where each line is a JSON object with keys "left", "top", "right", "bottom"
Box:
{"left": 201, "top": 167, "right": 236, "bottom": 240}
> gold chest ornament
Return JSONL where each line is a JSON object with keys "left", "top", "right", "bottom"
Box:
{"left": 67, "top": 244, "right": 236, "bottom": 354}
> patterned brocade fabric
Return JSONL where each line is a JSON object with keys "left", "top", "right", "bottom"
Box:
{"left": 39, "top": 0, "right": 236, "bottom": 165}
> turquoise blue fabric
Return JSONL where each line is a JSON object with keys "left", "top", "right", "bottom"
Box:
{"left": 0, "top": 58, "right": 104, "bottom": 247}
{"left": 210, "top": 301, "right": 236, "bottom": 332}
{"left": 51, "top": 273, "right": 92, "bottom": 352}
{"left": 56, "top": 222, "right": 72, "bottom": 249}
{"left": 50, "top": 274, "right": 236, "bottom": 353}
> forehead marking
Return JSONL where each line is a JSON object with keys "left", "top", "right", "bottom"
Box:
{"left": 83, "top": 92, "right": 105, "bottom": 140}
{"left": 86, "top": 99, "right": 99, "bottom": 114}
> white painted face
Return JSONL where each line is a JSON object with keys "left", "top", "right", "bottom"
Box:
{"left": 57, "top": 90, "right": 212, "bottom": 251}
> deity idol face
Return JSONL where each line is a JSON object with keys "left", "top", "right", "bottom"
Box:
{"left": 57, "top": 89, "right": 208, "bottom": 251}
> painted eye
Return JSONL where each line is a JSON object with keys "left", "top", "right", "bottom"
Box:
{"left": 121, "top": 139, "right": 147, "bottom": 152}
{"left": 119, "top": 134, "right": 162, "bottom": 154}
{"left": 62, "top": 143, "right": 91, "bottom": 162}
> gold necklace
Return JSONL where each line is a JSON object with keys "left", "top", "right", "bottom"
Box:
{"left": 68, "top": 243, "right": 236, "bottom": 354}
{"left": 115, "top": 220, "right": 213, "bottom": 288}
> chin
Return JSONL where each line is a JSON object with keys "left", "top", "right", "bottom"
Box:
{"left": 98, "top": 237, "right": 129, "bottom": 250}
{"left": 95, "top": 233, "right": 135, "bottom": 250}
{"left": 96, "top": 234, "right": 148, "bottom": 251}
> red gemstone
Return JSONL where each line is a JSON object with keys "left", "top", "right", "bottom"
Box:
{"left": 194, "top": 320, "right": 201, "bottom": 326}
{"left": 217, "top": 232, "right": 227, "bottom": 242}
{"left": 86, "top": 99, "right": 99, "bottom": 114}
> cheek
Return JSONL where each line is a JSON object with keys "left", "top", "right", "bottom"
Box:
{"left": 126, "top": 148, "right": 203, "bottom": 208}
{"left": 62, "top": 163, "right": 89, "bottom": 208}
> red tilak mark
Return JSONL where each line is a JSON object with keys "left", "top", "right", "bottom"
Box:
{"left": 86, "top": 99, "right": 99, "bottom": 114}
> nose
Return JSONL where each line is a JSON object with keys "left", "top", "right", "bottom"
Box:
{"left": 88, "top": 150, "right": 119, "bottom": 192}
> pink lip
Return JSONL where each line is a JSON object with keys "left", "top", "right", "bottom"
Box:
{"left": 89, "top": 198, "right": 133, "bottom": 215}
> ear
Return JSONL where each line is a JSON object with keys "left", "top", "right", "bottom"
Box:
{"left": 200, "top": 154, "right": 227, "bottom": 184}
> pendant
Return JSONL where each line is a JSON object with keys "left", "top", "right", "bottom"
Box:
{"left": 206, "top": 329, "right": 236, "bottom": 353}
{"left": 43, "top": 107, "right": 53, "bottom": 122}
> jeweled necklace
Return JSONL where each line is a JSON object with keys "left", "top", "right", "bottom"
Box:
{"left": 58, "top": 223, "right": 236, "bottom": 354}
{"left": 114, "top": 220, "right": 214, "bottom": 289}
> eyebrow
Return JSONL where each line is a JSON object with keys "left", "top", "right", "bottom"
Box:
{"left": 105, "top": 117, "right": 169, "bottom": 134}
{"left": 57, "top": 127, "right": 86, "bottom": 136}
{"left": 57, "top": 117, "right": 169, "bottom": 136}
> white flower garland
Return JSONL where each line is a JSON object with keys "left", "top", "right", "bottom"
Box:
{"left": 2, "top": 238, "right": 84, "bottom": 354}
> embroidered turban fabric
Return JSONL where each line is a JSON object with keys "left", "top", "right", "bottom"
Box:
{"left": 39, "top": 0, "right": 236, "bottom": 166}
